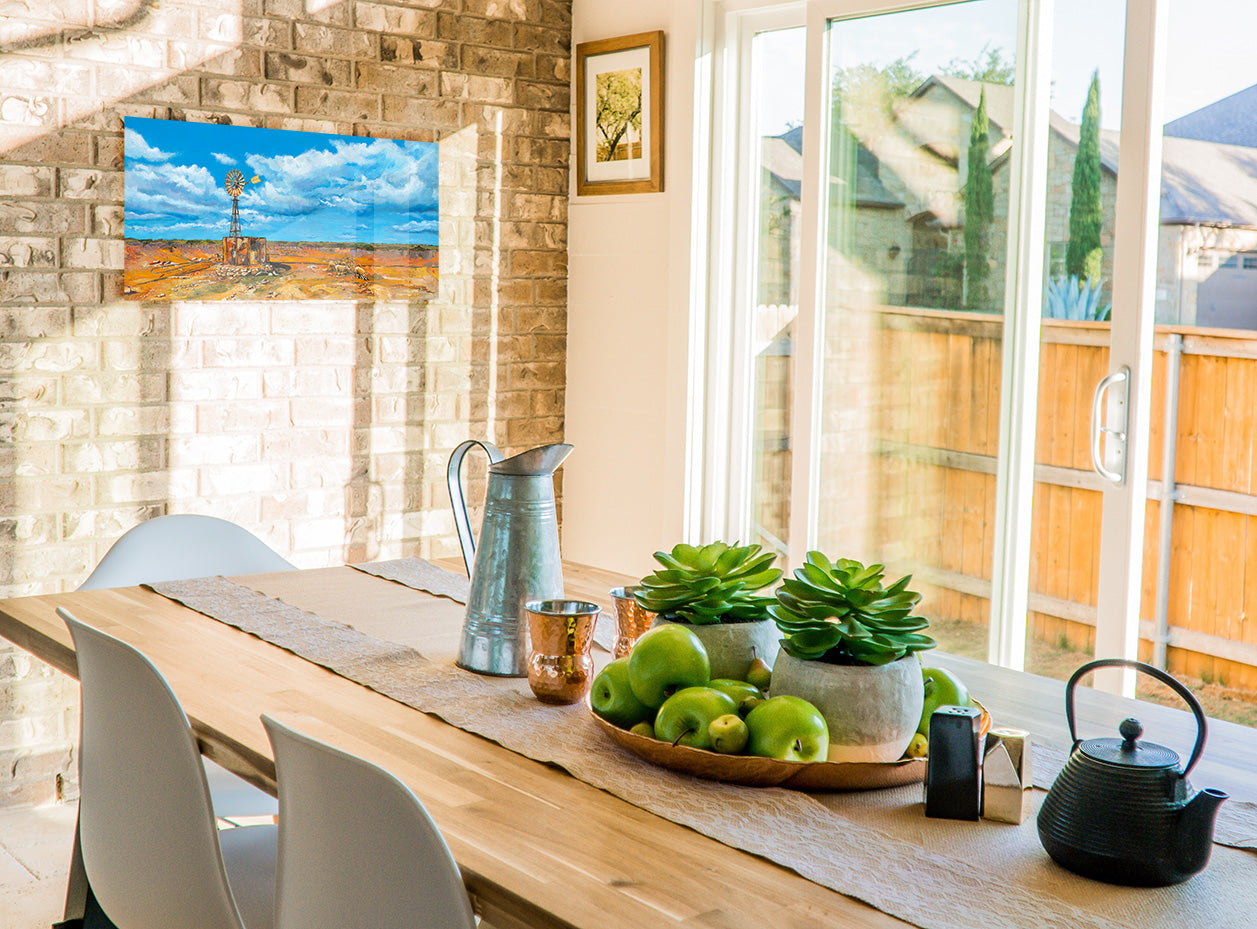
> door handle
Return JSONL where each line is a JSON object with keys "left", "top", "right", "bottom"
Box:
{"left": 1090, "top": 366, "right": 1129, "bottom": 484}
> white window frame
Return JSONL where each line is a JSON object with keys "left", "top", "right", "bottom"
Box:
{"left": 699, "top": 0, "right": 807, "bottom": 547}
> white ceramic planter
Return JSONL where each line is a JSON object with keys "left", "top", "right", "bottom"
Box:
{"left": 652, "top": 617, "right": 780, "bottom": 682}
{"left": 771, "top": 651, "right": 923, "bottom": 763}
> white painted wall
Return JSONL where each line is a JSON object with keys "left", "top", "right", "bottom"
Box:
{"left": 564, "top": 1, "right": 703, "bottom": 577}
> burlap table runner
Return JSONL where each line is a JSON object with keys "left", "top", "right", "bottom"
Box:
{"left": 147, "top": 567, "right": 1257, "bottom": 929}
{"left": 349, "top": 558, "right": 471, "bottom": 603}
{"left": 348, "top": 557, "right": 620, "bottom": 652}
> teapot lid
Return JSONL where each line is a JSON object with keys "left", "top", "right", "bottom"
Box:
{"left": 1078, "top": 718, "right": 1180, "bottom": 769}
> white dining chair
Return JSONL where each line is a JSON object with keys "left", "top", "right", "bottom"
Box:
{"left": 61, "top": 607, "right": 275, "bottom": 929}
{"left": 79, "top": 514, "right": 294, "bottom": 819}
{"left": 80, "top": 513, "right": 294, "bottom": 590}
{"left": 261, "top": 715, "right": 478, "bottom": 929}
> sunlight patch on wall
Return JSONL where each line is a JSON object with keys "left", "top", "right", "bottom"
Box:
{"left": 0, "top": 2, "right": 244, "bottom": 156}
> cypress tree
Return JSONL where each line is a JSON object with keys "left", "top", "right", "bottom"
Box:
{"left": 1067, "top": 71, "right": 1103, "bottom": 280}
{"left": 963, "top": 87, "right": 993, "bottom": 311}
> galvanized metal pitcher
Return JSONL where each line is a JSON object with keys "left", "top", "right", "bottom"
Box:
{"left": 447, "top": 440, "right": 573, "bottom": 676}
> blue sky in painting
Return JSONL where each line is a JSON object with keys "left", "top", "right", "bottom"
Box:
{"left": 124, "top": 117, "right": 439, "bottom": 246}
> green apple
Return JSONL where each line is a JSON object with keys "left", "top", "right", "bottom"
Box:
{"left": 629, "top": 721, "right": 655, "bottom": 739}
{"left": 653, "top": 686, "right": 737, "bottom": 750}
{"left": 627, "top": 624, "right": 711, "bottom": 708}
{"left": 706, "top": 678, "right": 765, "bottom": 715}
{"left": 745, "top": 656, "right": 773, "bottom": 692}
{"left": 745, "top": 695, "right": 829, "bottom": 762}
{"left": 917, "top": 666, "right": 970, "bottom": 736}
{"left": 708, "top": 713, "right": 749, "bottom": 754}
{"left": 590, "top": 657, "right": 654, "bottom": 729}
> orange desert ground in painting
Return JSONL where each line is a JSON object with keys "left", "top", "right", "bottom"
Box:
{"left": 124, "top": 240, "right": 438, "bottom": 302}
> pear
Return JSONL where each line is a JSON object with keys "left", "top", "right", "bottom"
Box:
{"left": 904, "top": 733, "right": 928, "bottom": 759}
{"left": 737, "top": 695, "right": 765, "bottom": 718}
{"left": 745, "top": 656, "right": 772, "bottom": 692}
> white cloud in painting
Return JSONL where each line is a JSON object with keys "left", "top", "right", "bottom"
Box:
{"left": 125, "top": 128, "right": 173, "bottom": 162}
{"left": 394, "top": 219, "right": 438, "bottom": 234}
{"left": 243, "top": 138, "right": 438, "bottom": 220}
{"left": 125, "top": 162, "right": 227, "bottom": 235}
{"left": 211, "top": 152, "right": 235, "bottom": 165}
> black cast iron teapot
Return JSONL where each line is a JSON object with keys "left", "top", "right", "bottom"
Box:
{"left": 1037, "top": 658, "right": 1228, "bottom": 886}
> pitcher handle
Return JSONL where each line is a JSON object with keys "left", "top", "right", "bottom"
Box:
{"left": 1064, "top": 657, "right": 1208, "bottom": 777}
{"left": 447, "top": 440, "right": 503, "bottom": 575}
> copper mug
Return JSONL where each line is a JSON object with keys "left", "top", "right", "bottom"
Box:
{"left": 524, "top": 599, "right": 599, "bottom": 704}
{"left": 609, "top": 586, "right": 654, "bottom": 659}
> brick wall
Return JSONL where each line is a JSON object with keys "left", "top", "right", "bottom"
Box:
{"left": 0, "top": 0, "right": 571, "bottom": 807}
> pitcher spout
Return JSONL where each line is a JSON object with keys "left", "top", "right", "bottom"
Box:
{"left": 1174, "top": 787, "right": 1228, "bottom": 877}
{"left": 491, "top": 443, "right": 574, "bottom": 476}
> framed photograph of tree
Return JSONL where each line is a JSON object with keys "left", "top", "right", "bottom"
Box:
{"left": 575, "top": 31, "right": 664, "bottom": 195}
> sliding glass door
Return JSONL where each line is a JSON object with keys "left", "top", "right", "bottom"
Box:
{"left": 714, "top": 0, "right": 1167, "bottom": 694}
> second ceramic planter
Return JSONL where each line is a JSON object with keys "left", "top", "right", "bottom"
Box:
{"left": 771, "top": 651, "right": 923, "bottom": 763}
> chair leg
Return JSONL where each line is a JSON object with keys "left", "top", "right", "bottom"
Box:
{"left": 61, "top": 816, "right": 87, "bottom": 922}
{"left": 53, "top": 816, "right": 119, "bottom": 929}
{"left": 80, "top": 885, "right": 120, "bottom": 929}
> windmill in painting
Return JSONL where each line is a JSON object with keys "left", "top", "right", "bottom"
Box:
{"left": 221, "top": 168, "right": 269, "bottom": 267}
{"left": 123, "top": 118, "right": 438, "bottom": 302}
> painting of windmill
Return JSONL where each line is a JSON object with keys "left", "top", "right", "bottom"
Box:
{"left": 122, "top": 117, "right": 439, "bottom": 302}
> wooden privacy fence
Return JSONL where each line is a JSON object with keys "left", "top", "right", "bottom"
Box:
{"left": 872, "top": 307, "right": 1257, "bottom": 693}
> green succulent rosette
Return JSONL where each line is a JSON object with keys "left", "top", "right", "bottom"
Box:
{"left": 769, "top": 552, "right": 936, "bottom": 665}
{"left": 634, "top": 541, "right": 782, "bottom": 625}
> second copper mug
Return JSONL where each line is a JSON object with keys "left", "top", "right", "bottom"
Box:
{"left": 524, "top": 599, "right": 599, "bottom": 704}
{"left": 609, "top": 586, "right": 655, "bottom": 659}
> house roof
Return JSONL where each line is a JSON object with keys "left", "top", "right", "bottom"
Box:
{"left": 912, "top": 76, "right": 1257, "bottom": 228}
{"left": 921, "top": 76, "right": 1118, "bottom": 174}
{"left": 761, "top": 76, "right": 1257, "bottom": 230}
{"left": 910, "top": 75, "right": 1014, "bottom": 136}
{"left": 765, "top": 125, "right": 903, "bottom": 209}
{"left": 1166, "top": 83, "right": 1257, "bottom": 149}
{"left": 1158, "top": 135, "right": 1257, "bottom": 226}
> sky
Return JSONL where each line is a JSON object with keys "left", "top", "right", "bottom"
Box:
{"left": 124, "top": 117, "right": 439, "bottom": 245}
{"left": 756, "top": 0, "right": 1257, "bottom": 137}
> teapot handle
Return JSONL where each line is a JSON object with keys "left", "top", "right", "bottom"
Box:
{"left": 1065, "top": 657, "right": 1208, "bottom": 777}
{"left": 446, "top": 440, "right": 503, "bottom": 576}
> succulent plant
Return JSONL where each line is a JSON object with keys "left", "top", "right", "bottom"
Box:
{"left": 769, "top": 553, "right": 936, "bottom": 665}
{"left": 1044, "top": 274, "right": 1111, "bottom": 321}
{"left": 634, "top": 541, "right": 782, "bottom": 625}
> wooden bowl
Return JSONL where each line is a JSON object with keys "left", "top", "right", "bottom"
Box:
{"left": 590, "top": 701, "right": 990, "bottom": 791}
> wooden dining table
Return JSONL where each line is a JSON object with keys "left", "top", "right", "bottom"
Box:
{"left": 1, "top": 559, "right": 1254, "bottom": 929}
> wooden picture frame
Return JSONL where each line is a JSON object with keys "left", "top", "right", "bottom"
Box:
{"left": 575, "top": 31, "right": 664, "bottom": 195}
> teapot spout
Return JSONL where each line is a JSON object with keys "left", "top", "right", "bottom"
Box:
{"left": 1174, "top": 787, "right": 1228, "bottom": 878}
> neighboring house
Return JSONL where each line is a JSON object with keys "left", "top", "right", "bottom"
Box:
{"left": 760, "top": 75, "right": 1257, "bottom": 329}
{"left": 1154, "top": 130, "right": 1257, "bottom": 328}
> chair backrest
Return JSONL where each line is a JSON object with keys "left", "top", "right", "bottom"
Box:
{"left": 60, "top": 608, "right": 248, "bottom": 929}
{"left": 79, "top": 514, "right": 294, "bottom": 590}
{"left": 262, "top": 715, "right": 477, "bottom": 929}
